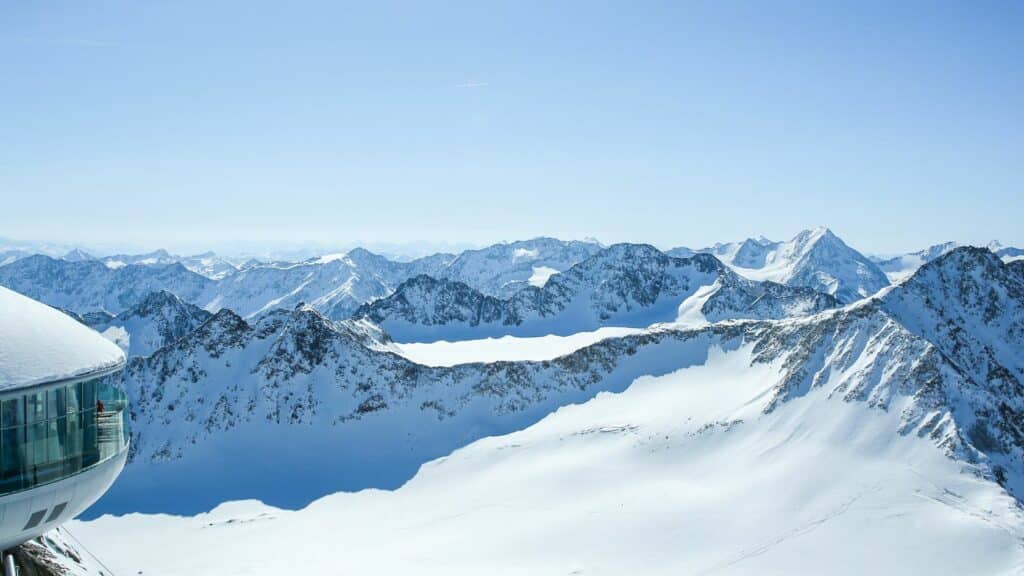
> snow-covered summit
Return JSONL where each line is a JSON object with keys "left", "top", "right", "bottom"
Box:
{"left": 62, "top": 248, "right": 96, "bottom": 262}
{"left": 671, "top": 228, "right": 890, "bottom": 303}
{"left": 86, "top": 290, "right": 215, "bottom": 357}
{"left": 437, "top": 237, "right": 603, "bottom": 297}
{"left": 0, "top": 285, "right": 125, "bottom": 390}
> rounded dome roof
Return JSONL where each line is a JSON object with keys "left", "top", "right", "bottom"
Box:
{"left": 0, "top": 285, "right": 125, "bottom": 391}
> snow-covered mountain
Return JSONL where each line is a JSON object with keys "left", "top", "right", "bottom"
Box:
{"left": 210, "top": 239, "right": 597, "bottom": 321}
{"left": 990, "top": 241, "right": 1024, "bottom": 263}
{"left": 0, "top": 239, "right": 602, "bottom": 322}
{"left": 873, "top": 241, "right": 960, "bottom": 282}
{"left": 356, "top": 244, "right": 838, "bottom": 341}
{"left": 435, "top": 237, "right": 603, "bottom": 297}
{"left": 209, "top": 257, "right": 393, "bottom": 320}
{"left": 89, "top": 246, "right": 1024, "bottom": 526}
{"left": 0, "top": 255, "right": 216, "bottom": 314}
{"left": 84, "top": 290, "right": 214, "bottom": 357}
{"left": 874, "top": 241, "right": 1024, "bottom": 282}
{"left": 100, "top": 249, "right": 238, "bottom": 280}
{"left": 0, "top": 250, "right": 31, "bottom": 266}
{"left": 670, "top": 228, "right": 891, "bottom": 303}
{"left": 176, "top": 252, "right": 239, "bottom": 280}
{"left": 0, "top": 249, "right": 428, "bottom": 320}
{"left": 66, "top": 245, "right": 1024, "bottom": 575}
{"left": 61, "top": 248, "right": 96, "bottom": 262}
{"left": 76, "top": 335, "right": 1024, "bottom": 575}
{"left": 99, "top": 248, "right": 180, "bottom": 268}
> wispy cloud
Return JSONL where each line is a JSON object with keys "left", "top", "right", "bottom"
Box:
{"left": 455, "top": 80, "right": 488, "bottom": 89}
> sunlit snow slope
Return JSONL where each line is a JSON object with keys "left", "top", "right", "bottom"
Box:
{"left": 74, "top": 345, "right": 1024, "bottom": 575}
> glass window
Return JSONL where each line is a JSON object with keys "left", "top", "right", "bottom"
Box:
{"left": 66, "top": 383, "right": 80, "bottom": 414}
{"left": 82, "top": 380, "right": 96, "bottom": 409}
{"left": 0, "top": 376, "right": 128, "bottom": 497}
{"left": 2, "top": 397, "right": 23, "bottom": 428}
{"left": 46, "top": 388, "right": 59, "bottom": 419}
{"left": 26, "top": 392, "right": 46, "bottom": 423}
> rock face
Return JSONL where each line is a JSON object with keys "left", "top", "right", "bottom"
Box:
{"left": 1009, "top": 260, "right": 1024, "bottom": 284}
{"left": 671, "top": 228, "right": 891, "bottom": 304}
{"left": 356, "top": 244, "right": 838, "bottom": 341}
{"left": 10, "top": 529, "right": 106, "bottom": 576}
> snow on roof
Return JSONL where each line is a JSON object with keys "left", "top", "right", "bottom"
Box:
{"left": 0, "top": 285, "right": 125, "bottom": 391}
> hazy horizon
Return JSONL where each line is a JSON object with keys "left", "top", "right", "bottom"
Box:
{"left": 0, "top": 226, "right": 1017, "bottom": 262}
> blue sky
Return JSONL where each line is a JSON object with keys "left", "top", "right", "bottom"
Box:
{"left": 1, "top": 1, "right": 1021, "bottom": 256}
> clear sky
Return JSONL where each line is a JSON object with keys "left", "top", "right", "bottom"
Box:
{"left": 1, "top": 1, "right": 1021, "bottom": 256}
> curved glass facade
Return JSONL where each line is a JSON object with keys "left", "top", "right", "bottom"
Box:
{"left": 0, "top": 376, "right": 129, "bottom": 497}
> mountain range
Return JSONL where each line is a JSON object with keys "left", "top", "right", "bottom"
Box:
{"left": 1, "top": 230, "right": 1021, "bottom": 573}
{"left": 356, "top": 245, "right": 837, "bottom": 341}
{"left": 75, "top": 245, "right": 1024, "bottom": 524}
{"left": 2, "top": 229, "right": 1019, "bottom": 328}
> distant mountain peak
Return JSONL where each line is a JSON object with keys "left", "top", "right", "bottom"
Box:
{"left": 62, "top": 248, "right": 95, "bottom": 262}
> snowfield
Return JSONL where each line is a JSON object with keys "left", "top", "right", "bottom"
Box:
{"left": 73, "top": 346, "right": 1024, "bottom": 575}
{"left": 394, "top": 326, "right": 644, "bottom": 366}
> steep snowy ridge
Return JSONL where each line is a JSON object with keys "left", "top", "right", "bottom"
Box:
{"left": 85, "top": 290, "right": 214, "bottom": 357}
{"left": 786, "top": 228, "right": 890, "bottom": 302}
{"left": 354, "top": 275, "right": 513, "bottom": 333}
{"left": 0, "top": 255, "right": 215, "bottom": 314}
{"left": 357, "top": 244, "right": 838, "bottom": 341}
{"left": 881, "top": 248, "right": 1024, "bottom": 389}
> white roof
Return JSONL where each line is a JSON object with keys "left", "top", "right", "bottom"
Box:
{"left": 0, "top": 286, "right": 125, "bottom": 391}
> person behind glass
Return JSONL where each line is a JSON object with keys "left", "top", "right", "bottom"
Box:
{"left": 96, "top": 399, "right": 104, "bottom": 414}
